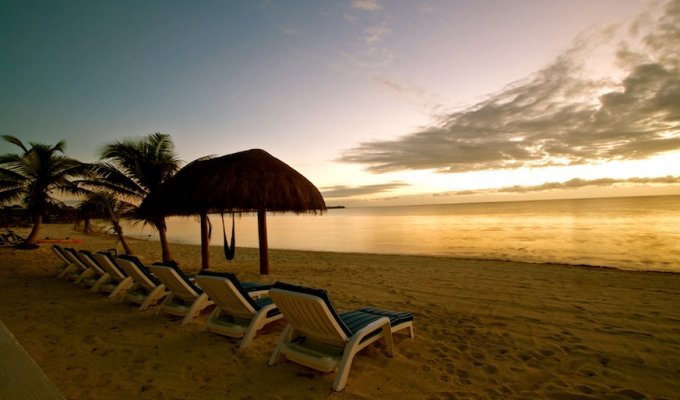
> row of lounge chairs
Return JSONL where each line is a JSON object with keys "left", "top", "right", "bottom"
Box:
{"left": 50, "top": 245, "right": 414, "bottom": 391}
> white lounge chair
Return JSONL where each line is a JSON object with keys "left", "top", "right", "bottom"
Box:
{"left": 59, "top": 248, "right": 89, "bottom": 281}
{"left": 195, "top": 271, "right": 282, "bottom": 351}
{"left": 91, "top": 252, "right": 134, "bottom": 298}
{"left": 51, "top": 245, "right": 76, "bottom": 278}
{"left": 115, "top": 255, "right": 169, "bottom": 311}
{"left": 268, "top": 282, "right": 414, "bottom": 392}
{"left": 148, "top": 263, "right": 214, "bottom": 325}
{"left": 74, "top": 250, "right": 107, "bottom": 287}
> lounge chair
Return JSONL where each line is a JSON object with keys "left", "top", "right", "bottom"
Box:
{"left": 58, "top": 248, "right": 89, "bottom": 281}
{"left": 91, "top": 252, "right": 134, "bottom": 298}
{"left": 74, "top": 250, "right": 107, "bottom": 287}
{"left": 148, "top": 263, "right": 214, "bottom": 325}
{"left": 2, "top": 230, "right": 24, "bottom": 244}
{"left": 51, "top": 245, "right": 77, "bottom": 278}
{"left": 194, "top": 271, "right": 282, "bottom": 351}
{"left": 267, "top": 282, "right": 414, "bottom": 391}
{"left": 115, "top": 255, "right": 169, "bottom": 311}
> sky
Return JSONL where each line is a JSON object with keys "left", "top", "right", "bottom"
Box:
{"left": 1, "top": 0, "right": 679, "bottom": 207}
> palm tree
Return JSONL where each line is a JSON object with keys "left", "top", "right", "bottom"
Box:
{"left": 77, "top": 191, "right": 135, "bottom": 254}
{"left": 0, "top": 135, "right": 86, "bottom": 244}
{"left": 82, "top": 133, "right": 181, "bottom": 262}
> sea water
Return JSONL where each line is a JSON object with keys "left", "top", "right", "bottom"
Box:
{"left": 122, "top": 195, "right": 680, "bottom": 273}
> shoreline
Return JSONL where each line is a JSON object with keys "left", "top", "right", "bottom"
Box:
{"left": 118, "top": 226, "right": 679, "bottom": 275}
{"left": 1, "top": 224, "right": 679, "bottom": 399}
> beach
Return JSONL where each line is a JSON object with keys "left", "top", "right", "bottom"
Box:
{"left": 1, "top": 224, "right": 679, "bottom": 399}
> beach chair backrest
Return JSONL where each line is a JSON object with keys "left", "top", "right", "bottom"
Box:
{"left": 269, "top": 282, "right": 350, "bottom": 345}
{"left": 116, "top": 255, "right": 159, "bottom": 290}
{"left": 51, "top": 245, "right": 71, "bottom": 264}
{"left": 77, "top": 250, "right": 106, "bottom": 275}
{"left": 149, "top": 264, "right": 200, "bottom": 301}
{"left": 196, "top": 272, "right": 258, "bottom": 318}
{"left": 62, "top": 248, "right": 88, "bottom": 271}
{"left": 93, "top": 252, "right": 127, "bottom": 281}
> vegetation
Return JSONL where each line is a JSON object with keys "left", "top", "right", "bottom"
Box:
{"left": 76, "top": 191, "right": 135, "bottom": 254}
{"left": 0, "top": 135, "right": 87, "bottom": 244}
{"left": 0, "top": 133, "right": 183, "bottom": 256}
{"left": 80, "top": 133, "right": 181, "bottom": 262}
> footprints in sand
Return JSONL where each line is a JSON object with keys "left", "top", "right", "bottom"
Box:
{"left": 412, "top": 315, "right": 654, "bottom": 399}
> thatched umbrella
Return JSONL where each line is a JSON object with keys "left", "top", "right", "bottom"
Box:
{"left": 140, "top": 149, "right": 326, "bottom": 274}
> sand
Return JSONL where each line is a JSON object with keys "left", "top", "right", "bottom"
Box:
{"left": 0, "top": 224, "right": 679, "bottom": 400}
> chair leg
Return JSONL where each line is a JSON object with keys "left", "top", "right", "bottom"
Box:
{"left": 268, "top": 324, "right": 294, "bottom": 366}
{"left": 91, "top": 273, "right": 111, "bottom": 293}
{"left": 238, "top": 313, "right": 264, "bottom": 352}
{"left": 57, "top": 264, "right": 76, "bottom": 279}
{"left": 109, "top": 277, "right": 133, "bottom": 300}
{"left": 333, "top": 345, "right": 360, "bottom": 392}
{"left": 155, "top": 293, "right": 172, "bottom": 315}
{"left": 181, "top": 293, "right": 210, "bottom": 325}
{"left": 75, "top": 268, "right": 94, "bottom": 285}
{"left": 139, "top": 285, "right": 167, "bottom": 311}
{"left": 333, "top": 323, "right": 393, "bottom": 391}
{"left": 382, "top": 325, "right": 395, "bottom": 357}
{"left": 203, "top": 307, "right": 221, "bottom": 332}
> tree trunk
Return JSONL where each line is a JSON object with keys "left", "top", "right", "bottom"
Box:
{"left": 110, "top": 217, "right": 133, "bottom": 255}
{"left": 154, "top": 218, "right": 173, "bottom": 263}
{"left": 200, "top": 212, "right": 210, "bottom": 270}
{"left": 24, "top": 212, "right": 42, "bottom": 244}
{"left": 257, "top": 208, "right": 269, "bottom": 275}
{"left": 82, "top": 217, "right": 92, "bottom": 234}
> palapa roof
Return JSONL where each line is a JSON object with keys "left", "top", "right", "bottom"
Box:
{"left": 140, "top": 149, "right": 326, "bottom": 216}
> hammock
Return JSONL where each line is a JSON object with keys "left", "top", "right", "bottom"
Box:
{"left": 221, "top": 212, "right": 236, "bottom": 261}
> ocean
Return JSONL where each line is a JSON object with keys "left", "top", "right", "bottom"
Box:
{"left": 122, "top": 195, "right": 680, "bottom": 273}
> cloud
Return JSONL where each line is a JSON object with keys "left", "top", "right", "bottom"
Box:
{"left": 341, "top": 0, "right": 393, "bottom": 69}
{"left": 340, "top": 0, "right": 680, "bottom": 174}
{"left": 321, "top": 181, "right": 409, "bottom": 198}
{"left": 437, "top": 175, "right": 680, "bottom": 196}
{"left": 279, "top": 25, "right": 299, "bottom": 35}
{"left": 351, "top": 0, "right": 382, "bottom": 11}
{"left": 373, "top": 76, "right": 446, "bottom": 112}
{"left": 364, "top": 24, "right": 390, "bottom": 45}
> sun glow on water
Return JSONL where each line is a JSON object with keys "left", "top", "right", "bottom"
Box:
{"left": 123, "top": 195, "right": 680, "bottom": 272}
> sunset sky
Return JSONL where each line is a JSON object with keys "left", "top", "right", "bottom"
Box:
{"left": 2, "top": 0, "right": 679, "bottom": 206}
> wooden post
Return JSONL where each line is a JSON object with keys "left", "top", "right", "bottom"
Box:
{"left": 200, "top": 211, "right": 210, "bottom": 270}
{"left": 257, "top": 208, "right": 269, "bottom": 275}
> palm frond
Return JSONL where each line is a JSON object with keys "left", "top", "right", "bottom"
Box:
{"left": 1, "top": 135, "right": 28, "bottom": 153}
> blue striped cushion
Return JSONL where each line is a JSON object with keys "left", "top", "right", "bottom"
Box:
{"left": 153, "top": 262, "right": 202, "bottom": 294}
{"left": 197, "top": 271, "right": 262, "bottom": 310}
{"left": 240, "top": 281, "right": 274, "bottom": 292}
{"left": 119, "top": 255, "right": 160, "bottom": 285}
{"left": 358, "top": 307, "right": 413, "bottom": 326}
{"left": 253, "top": 297, "right": 281, "bottom": 317}
{"left": 338, "top": 310, "right": 385, "bottom": 335}
{"left": 272, "top": 282, "right": 353, "bottom": 337}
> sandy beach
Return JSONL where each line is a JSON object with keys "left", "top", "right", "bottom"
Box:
{"left": 1, "top": 224, "right": 679, "bottom": 399}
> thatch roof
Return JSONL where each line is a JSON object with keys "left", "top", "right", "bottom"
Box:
{"left": 141, "top": 149, "right": 326, "bottom": 216}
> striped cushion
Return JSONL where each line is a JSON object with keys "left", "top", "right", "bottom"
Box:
{"left": 358, "top": 307, "right": 414, "bottom": 326}
{"left": 272, "top": 281, "right": 353, "bottom": 337}
{"left": 240, "top": 281, "right": 274, "bottom": 292}
{"left": 198, "top": 271, "right": 269, "bottom": 310}
{"left": 119, "top": 255, "right": 160, "bottom": 285}
{"left": 153, "top": 262, "right": 202, "bottom": 294}
{"left": 253, "top": 297, "right": 281, "bottom": 317}
{"left": 338, "top": 310, "right": 385, "bottom": 335}
{"left": 197, "top": 270, "right": 271, "bottom": 293}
